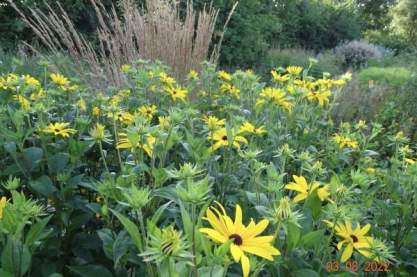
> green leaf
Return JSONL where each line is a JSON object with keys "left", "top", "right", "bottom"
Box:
{"left": 4, "top": 142, "right": 16, "bottom": 155}
{"left": 301, "top": 230, "right": 324, "bottom": 249}
{"left": 68, "top": 265, "right": 113, "bottom": 277}
{"left": 113, "top": 231, "right": 130, "bottom": 267}
{"left": 287, "top": 222, "right": 300, "bottom": 250}
{"left": 111, "top": 209, "right": 143, "bottom": 252}
{"left": 48, "top": 153, "right": 69, "bottom": 174}
{"left": 23, "top": 147, "right": 43, "bottom": 171}
{"left": 1, "top": 238, "right": 32, "bottom": 276}
{"left": 292, "top": 269, "right": 320, "bottom": 277}
{"left": 29, "top": 175, "right": 57, "bottom": 197}
{"left": 198, "top": 266, "right": 225, "bottom": 277}
{"left": 25, "top": 215, "right": 53, "bottom": 248}
{"left": 0, "top": 269, "right": 13, "bottom": 277}
{"left": 179, "top": 203, "right": 193, "bottom": 242}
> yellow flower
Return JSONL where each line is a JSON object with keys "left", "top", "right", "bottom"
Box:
{"left": 209, "top": 128, "right": 248, "bottom": 152}
{"left": 0, "top": 197, "right": 7, "bottom": 221}
{"left": 14, "top": 95, "right": 30, "bottom": 111}
{"left": 334, "top": 222, "right": 373, "bottom": 262}
{"left": 200, "top": 202, "right": 280, "bottom": 277}
{"left": 43, "top": 122, "right": 77, "bottom": 138}
{"left": 108, "top": 111, "right": 134, "bottom": 125}
{"left": 50, "top": 73, "right": 70, "bottom": 88}
{"left": 220, "top": 83, "right": 240, "bottom": 98}
{"left": 218, "top": 70, "right": 232, "bottom": 82}
{"left": 121, "top": 64, "right": 131, "bottom": 73}
{"left": 285, "top": 175, "right": 331, "bottom": 203}
{"left": 333, "top": 134, "right": 358, "bottom": 149}
{"left": 366, "top": 167, "right": 377, "bottom": 174}
{"left": 159, "top": 72, "right": 176, "bottom": 86}
{"left": 165, "top": 86, "right": 188, "bottom": 102}
{"left": 117, "top": 132, "right": 155, "bottom": 157}
{"left": 271, "top": 70, "right": 289, "bottom": 83}
{"left": 239, "top": 121, "right": 266, "bottom": 136}
{"left": 203, "top": 116, "right": 225, "bottom": 131}
{"left": 92, "top": 106, "right": 101, "bottom": 116}
{"left": 286, "top": 66, "right": 303, "bottom": 75}
{"left": 138, "top": 104, "right": 158, "bottom": 120}
{"left": 23, "top": 75, "right": 41, "bottom": 87}
{"left": 306, "top": 90, "right": 332, "bottom": 106}
{"left": 355, "top": 120, "right": 366, "bottom": 129}
{"left": 187, "top": 70, "right": 199, "bottom": 80}
{"left": 259, "top": 87, "right": 293, "bottom": 112}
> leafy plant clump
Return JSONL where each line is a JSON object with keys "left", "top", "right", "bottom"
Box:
{"left": 0, "top": 60, "right": 416, "bottom": 276}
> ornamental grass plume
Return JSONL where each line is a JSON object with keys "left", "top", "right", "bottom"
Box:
{"left": 8, "top": 0, "right": 237, "bottom": 88}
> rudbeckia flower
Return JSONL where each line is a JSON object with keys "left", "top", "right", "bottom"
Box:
{"left": 138, "top": 104, "right": 158, "bottom": 120}
{"left": 239, "top": 121, "right": 266, "bottom": 136}
{"left": 271, "top": 70, "right": 289, "bottom": 83}
{"left": 50, "top": 73, "right": 70, "bottom": 88}
{"left": 306, "top": 90, "right": 332, "bottom": 106}
{"left": 285, "top": 175, "right": 332, "bottom": 203}
{"left": 43, "top": 122, "right": 77, "bottom": 138}
{"left": 203, "top": 115, "right": 225, "bottom": 131}
{"left": 218, "top": 70, "right": 232, "bottom": 82}
{"left": 200, "top": 202, "right": 280, "bottom": 277}
{"left": 286, "top": 66, "right": 303, "bottom": 75}
{"left": 209, "top": 128, "right": 248, "bottom": 152}
{"left": 165, "top": 86, "right": 188, "bottom": 102}
{"left": 334, "top": 222, "right": 373, "bottom": 262}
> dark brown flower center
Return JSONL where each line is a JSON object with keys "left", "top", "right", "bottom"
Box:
{"left": 350, "top": 235, "right": 358, "bottom": 243}
{"left": 229, "top": 234, "right": 243, "bottom": 245}
{"left": 55, "top": 128, "right": 61, "bottom": 132}
{"left": 222, "top": 135, "right": 228, "bottom": 141}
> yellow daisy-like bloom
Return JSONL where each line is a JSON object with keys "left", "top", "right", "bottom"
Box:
{"left": 203, "top": 115, "right": 225, "bottom": 131}
{"left": 0, "top": 197, "right": 7, "bottom": 221}
{"left": 286, "top": 66, "right": 303, "bottom": 75}
{"left": 209, "top": 128, "right": 248, "bottom": 152}
{"left": 138, "top": 104, "right": 158, "bottom": 120}
{"left": 200, "top": 202, "right": 280, "bottom": 277}
{"left": 259, "top": 87, "right": 293, "bottom": 112}
{"left": 159, "top": 72, "right": 176, "bottom": 86}
{"left": 121, "top": 64, "right": 131, "bottom": 73}
{"left": 239, "top": 121, "right": 266, "bottom": 136}
{"left": 92, "top": 106, "right": 101, "bottom": 116}
{"left": 220, "top": 83, "right": 240, "bottom": 98}
{"left": 285, "top": 175, "right": 331, "bottom": 203}
{"left": 333, "top": 134, "right": 359, "bottom": 149}
{"left": 187, "top": 70, "right": 199, "bottom": 80}
{"left": 306, "top": 90, "right": 332, "bottom": 106}
{"left": 23, "top": 75, "right": 41, "bottom": 87}
{"left": 271, "top": 70, "right": 289, "bottom": 83}
{"left": 50, "top": 73, "right": 70, "bottom": 88}
{"left": 334, "top": 222, "right": 373, "bottom": 262}
{"left": 43, "top": 122, "right": 77, "bottom": 138}
{"left": 218, "top": 70, "right": 232, "bottom": 82}
{"left": 108, "top": 111, "right": 134, "bottom": 125}
{"left": 117, "top": 132, "right": 155, "bottom": 157}
{"left": 165, "top": 86, "right": 188, "bottom": 102}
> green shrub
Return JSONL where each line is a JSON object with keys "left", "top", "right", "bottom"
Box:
{"left": 358, "top": 66, "right": 412, "bottom": 87}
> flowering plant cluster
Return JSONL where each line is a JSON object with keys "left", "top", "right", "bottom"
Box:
{"left": 0, "top": 60, "right": 416, "bottom": 276}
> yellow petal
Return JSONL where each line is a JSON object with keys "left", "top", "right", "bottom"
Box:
{"left": 199, "top": 228, "right": 228, "bottom": 243}
{"left": 241, "top": 254, "right": 250, "bottom": 277}
{"left": 241, "top": 245, "right": 280, "bottom": 260}
{"left": 230, "top": 244, "right": 243, "bottom": 262}
{"left": 358, "top": 224, "right": 371, "bottom": 236}
{"left": 234, "top": 204, "right": 243, "bottom": 233}
{"left": 244, "top": 235, "right": 274, "bottom": 246}
{"left": 285, "top": 183, "right": 307, "bottom": 193}
{"left": 293, "top": 193, "right": 307, "bottom": 203}
{"left": 341, "top": 243, "right": 353, "bottom": 263}
{"left": 242, "top": 219, "right": 269, "bottom": 238}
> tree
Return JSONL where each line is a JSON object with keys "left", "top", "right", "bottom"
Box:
{"left": 391, "top": 0, "right": 417, "bottom": 47}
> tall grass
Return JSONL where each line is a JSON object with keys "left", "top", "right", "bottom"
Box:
{"left": 8, "top": 0, "right": 236, "bottom": 88}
